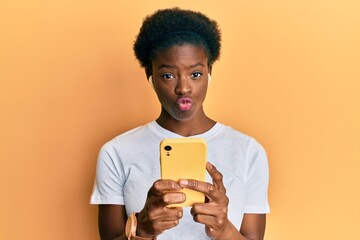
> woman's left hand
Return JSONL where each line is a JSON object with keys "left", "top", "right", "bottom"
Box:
{"left": 179, "top": 162, "right": 230, "bottom": 240}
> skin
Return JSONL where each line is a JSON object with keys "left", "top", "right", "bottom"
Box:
{"left": 98, "top": 44, "right": 266, "bottom": 240}
{"left": 149, "top": 44, "right": 215, "bottom": 136}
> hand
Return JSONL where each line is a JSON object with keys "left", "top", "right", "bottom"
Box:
{"left": 179, "top": 162, "right": 230, "bottom": 240}
{"left": 136, "top": 179, "right": 185, "bottom": 238}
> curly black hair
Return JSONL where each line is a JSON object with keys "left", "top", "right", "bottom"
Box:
{"left": 133, "top": 8, "right": 221, "bottom": 70}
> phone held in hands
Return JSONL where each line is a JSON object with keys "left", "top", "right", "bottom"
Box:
{"left": 160, "top": 138, "right": 207, "bottom": 207}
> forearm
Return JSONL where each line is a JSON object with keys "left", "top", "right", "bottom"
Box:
{"left": 214, "top": 221, "right": 259, "bottom": 240}
{"left": 111, "top": 233, "right": 127, "bottom": 240}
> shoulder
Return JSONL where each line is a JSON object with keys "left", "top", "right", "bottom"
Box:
{"left": 215, "top": 123, "right": 266, "bottom": 152}
{"left": 99, "top": 122, "right": 155, "bottom": 155}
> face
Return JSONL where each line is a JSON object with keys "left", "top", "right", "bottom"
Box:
{"left": 151, "top": 44, "right": 210, "bottom": 122}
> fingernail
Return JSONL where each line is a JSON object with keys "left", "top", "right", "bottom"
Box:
{"left": 179, "top": 179, "right": 188, "bottom": 186}
{"left": 172, "top": 182, "right": 182, "bottom": 189}
{"left": 164, "top": 195, "right": 169, "bottom": 202}
{"left": 207, "top": 162, "right": 213, "bottom": 170}
{"left": 181, "top": 193, "right": 186, "bottom": 201}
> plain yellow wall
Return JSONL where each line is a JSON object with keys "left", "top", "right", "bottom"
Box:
{"left": 1, "top": 1, "right": 359, "bottom": 239}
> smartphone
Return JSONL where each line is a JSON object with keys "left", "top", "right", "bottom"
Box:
{"left": 160, "top": 138, "right": 207, "bottom": 207}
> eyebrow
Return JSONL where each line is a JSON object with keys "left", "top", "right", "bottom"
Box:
{"left": 157, "top": 62, "right": 206, "bottom": 70}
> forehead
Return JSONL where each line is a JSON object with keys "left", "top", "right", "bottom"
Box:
{"left": 152, "top": 44, "right": 209, "bottom": 68}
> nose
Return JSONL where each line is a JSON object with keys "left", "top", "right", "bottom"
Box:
{"left": 175, "top": 76, "right": 191, "bottom": 95}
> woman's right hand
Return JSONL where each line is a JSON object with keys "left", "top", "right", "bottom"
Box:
{"left": 135, "top": 179, "right": 185, "bottom": 238}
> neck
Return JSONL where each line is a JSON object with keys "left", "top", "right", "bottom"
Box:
{"left": 156, "top": 110, "right": 216, "bottom": 137}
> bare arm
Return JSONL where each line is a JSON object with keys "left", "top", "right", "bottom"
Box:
{"left": 208, "top": 214, "right": 265, "bottom": 240}
{"left": 180, "top": 162, "right": 266, "bottom": 240}
{"left": 240, "top": 214, "right": 266, "bottom": 240}
{"left": 98, "top": 180, "right": 185, "bottom": 240}
{"left": 98, "top": 204, "right": 127, "bottom": 240}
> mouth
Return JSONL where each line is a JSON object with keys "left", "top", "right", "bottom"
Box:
{"left": 177, "top": 97, "right": 193, "bottom": 111}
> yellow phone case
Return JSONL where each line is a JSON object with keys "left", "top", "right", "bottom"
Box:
{"left": 160, "top": 138, "right": 207, "bottom": 207}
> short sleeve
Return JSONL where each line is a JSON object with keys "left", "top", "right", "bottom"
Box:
{"left": 243, "top": 139, "right": 270, "bottom": 213}
{"left": 90, "top": 142, "right": 125, "bottom": 205}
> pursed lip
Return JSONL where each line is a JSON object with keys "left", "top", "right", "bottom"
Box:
{"left": 176, "top": 97, "right": 193, "bottom": 111}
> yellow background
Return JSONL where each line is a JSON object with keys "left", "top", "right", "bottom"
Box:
{"left": 1, "top": 1, "right": 359, "bottom": 239}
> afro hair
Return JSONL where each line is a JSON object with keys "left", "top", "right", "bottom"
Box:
{"left": 133, "top": 8, "right": 221, "bottom": 69}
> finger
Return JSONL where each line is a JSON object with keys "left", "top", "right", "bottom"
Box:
{"left": 152, "top": 207, "right": 183, "bottom": 221}
{"left": 144, "top": 207, "right": 183, "bottom": 225}
{"left": 179, "top": 179, "right": 220, "bottom": 203}
{"left": 192, "top": 214, "right": 223, "bottom": 230}
{"left": 191, "top": 203, "right": 212, "bottom": 216}
{"left": 206, "top": 162, "right": 226, "bottom": 192}
{"left": 149, "top": 179, "right": 182, "bottom": 196}
{"left": 166, "top": 207, "right": 184, "bottom": 220}
{"left": 178, "top": 179, "right": 214, "bottom": 195}
{"left": 152, "top": 219, "right": 180, "bottom": 232}
{"left": 163, "top": 192, "right": 186, "bottom": 205}
{"left": 190, "top": 203, "right": 223, "bottom": 216}
{"left": 150, "top": 192, "right": 185, "bottom": 208}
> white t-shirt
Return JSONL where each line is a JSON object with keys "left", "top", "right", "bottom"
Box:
{"left": 90, "top": 121, "right": 270, "bottom": 239}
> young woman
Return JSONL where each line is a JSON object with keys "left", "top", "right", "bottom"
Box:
{"left": 91, "top": 8, "right": 269, "bottom": 240}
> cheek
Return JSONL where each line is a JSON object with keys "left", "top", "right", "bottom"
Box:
{"left": 156, "top": 90, "right": 173, "bottom": 105}
{"left": 197, "top": 85, "right": 208, "bottom": 100}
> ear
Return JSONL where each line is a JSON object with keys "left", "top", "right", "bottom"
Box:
{"left": 208, "top": 65, "right": 212, "bottom": 84}
{"left": 208, "top": 65, "right": 212, "bottom": 75}
{"left": 148, "top": 76, "right": 156, "bottom": 90}
{"left": 145, "top": 68, "right": 155, "bottom": 90}
{"left": 145, "top": 68, "right": 152, "bottom": 80}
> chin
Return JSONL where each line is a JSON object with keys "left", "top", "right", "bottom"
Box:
{"left": 171, "top": 111, "right": 195, "bottom": 122}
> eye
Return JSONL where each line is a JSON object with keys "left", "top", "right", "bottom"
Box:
{"left": 161, "top": 73, "right": 175, "bottom": 80}
{"left": 191, "top": 72, "right": 203, "bottom": 79}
